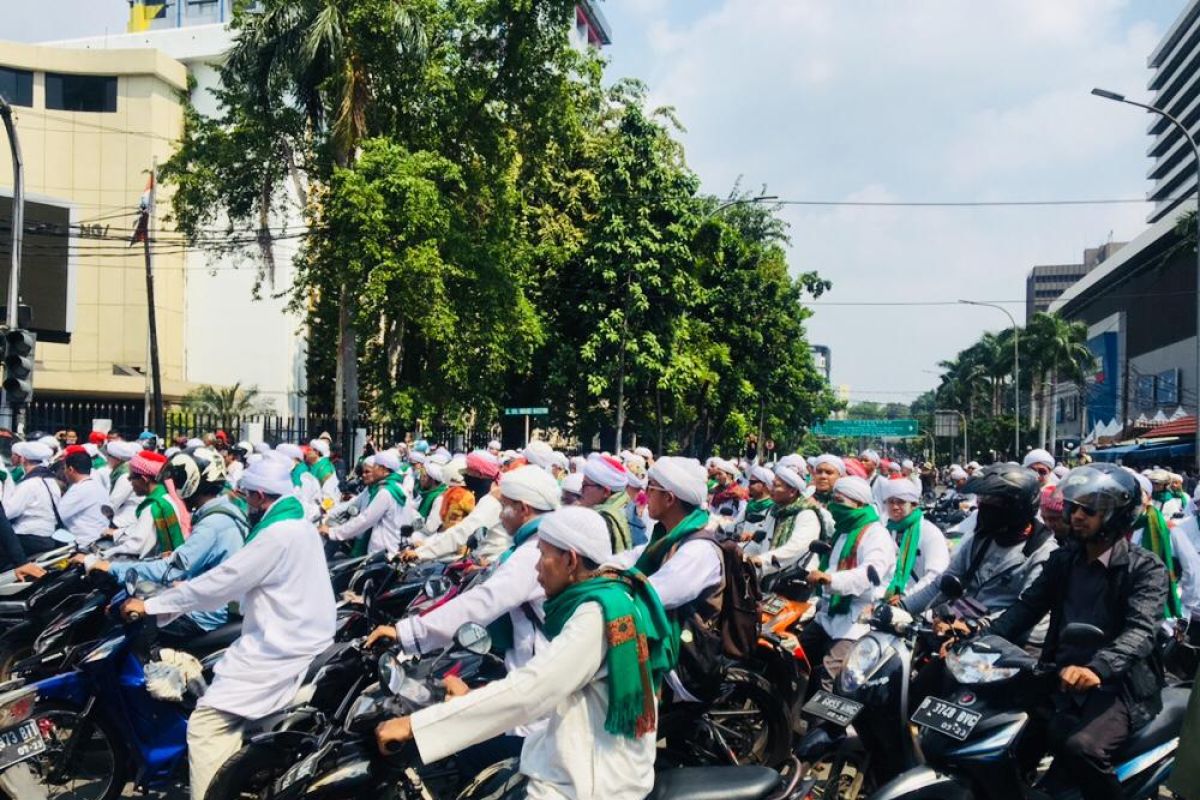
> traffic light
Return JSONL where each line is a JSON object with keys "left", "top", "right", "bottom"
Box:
{"left": 3, "top": 330, "right": 36, "bottom": 406}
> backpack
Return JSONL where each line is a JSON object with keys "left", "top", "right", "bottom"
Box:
{"left": 674, "top": 532, "right": 762, "bottom": 700}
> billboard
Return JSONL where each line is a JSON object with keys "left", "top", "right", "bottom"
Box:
{"left": 0, "top": 193, "right": 76, "bottom": 344}
{"left": 811, "top": 418, "right": 919, "bottom": 437}
{"left": 1086, "top": 331, "right": 1117, "bottom": 425}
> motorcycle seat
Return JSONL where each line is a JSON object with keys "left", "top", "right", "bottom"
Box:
{"left": 180, "top": 621, "right": 244, "bottom": 655}
{"left": 1112, "top": 685, "right": 1189, "bottom": 763}
{"left": 648, "top": 766, "right": 780, "bottom": 800}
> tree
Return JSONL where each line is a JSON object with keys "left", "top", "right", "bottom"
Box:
{"left": 181, "top": 382, "right": 275, "bottom": 427}
{"left": 1025, "top": 311, "right": 1094, "bottom": 450}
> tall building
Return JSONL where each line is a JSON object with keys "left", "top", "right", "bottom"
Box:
{"left": 1147, "top": 2, "right": 1200, "bottom": 223}
{"left": 810, "top": 345, "right": 831, "bottom": 383}
{"left": 1025, "top": 241, "right": 1124, "bottom": 322}
{"left": 573, "top": 1, "right": 612, "bottom": 50}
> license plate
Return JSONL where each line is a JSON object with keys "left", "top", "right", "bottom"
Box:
{"left": 910, "top": 696, "right": 983, "bottom": 741}
{"left": 0, "top": 720, "right": 44, "bottom": 771}
{"left": 762, "top": 596, "right": 786, "bottom": 616}
{"left": 801, "top": 690, "right": 864, "bottom": 727}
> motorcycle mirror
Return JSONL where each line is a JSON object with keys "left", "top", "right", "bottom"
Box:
{"left": 753, "top": 529, "right": 768, "bottom": 544}
{"left": 346, "top": 506, "right": 359, "bottom": 518}
{"left": 124, "top": 573, "right": 138, "bottom": 597}
{"left": 51, "top": 530, "right": 76, "bottom": 545}
{"left": 454, "top": 622, "right": 492, "bottom": 656}
{"left": 362, "top": 578, "right": 376, "bottom": 617}
{"left": 101, "top": 505, "right": 114, "bottom": 522}
{"left": 939, "top": 574, "right": 965, "bottom": 599}
{"left": 771, "top": 555, "right": 781, "bottom": 568}
{"left": 423, "top": 576, "right": 448, "bottom": 599}
{"left": 808, "top": 540, "right": 832, "bottom": 557}
{"left": 1060, "top": 623, "right": 1106, "bottom": 648}
{"left": 465, "top": 527, "right": 488, "bottom": 552}
{"left": 866, "top": 565, "right": 881, "bottom": 586}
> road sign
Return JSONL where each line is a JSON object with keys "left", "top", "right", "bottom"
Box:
{"left": 811, "top": 418, "right": 919, "bottom": 438}
{"left": 504, "top": 407, "right": 549, "bottom": 416}
{"left": 934, "top": 411, "right": 960, "bottom": 438}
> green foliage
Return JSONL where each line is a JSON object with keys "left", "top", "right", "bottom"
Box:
{"left": 181, "top": 382, "right": 275, "bottom": 420}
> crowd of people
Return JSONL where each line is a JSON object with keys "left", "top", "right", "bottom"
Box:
{"left": 0, "top": 428, "right": 1194, "bottom": 800}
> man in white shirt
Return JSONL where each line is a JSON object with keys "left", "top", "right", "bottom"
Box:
{"left": 5, "top": 441, "right": 62, "bottom": 554}
{"left": 121, "top": 458, "right": 336, "bottom": 800}
{"left": 376, "top": 506, "right": 668, "bottom": 800}
{"left": 104, "top": 440, "right": 144, "bottom": 536}
{"left": 56, "top": 446, "right": 111, "bottom": 547}
{"left": 321, "top": 450, "right": 416, "bottom": 555}
{"left": 406, "top": 451, "right": 507, "bottom": 562}
{"left": 880, "top": 478, "right": 950, "bottom": 604}
{"left": 751, "top": 464, "right": 829, "bottom": 573}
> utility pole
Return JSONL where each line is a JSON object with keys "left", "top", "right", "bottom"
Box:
{"left": 136, "top": 159, "right": 164, "bottom": 434}
{"left": 0, "top": 95, "right": 24, "bottom": 432}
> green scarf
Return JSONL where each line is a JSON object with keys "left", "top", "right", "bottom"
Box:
{"left": 417, "top": 483, "right": 448, "bottom": 520}
{"left": 136, "top": 483, "right": 185, "bottom": 553}
{"left": 769, "top": 499, "right": 816, "bottom": 549}
{"left": 290, "top": 462, "right": 308, "bottom": 488}
{"left": 245, "top": 494, "right": 307, "bottom": 544}
{"left": 597, "top": 490, "right": 633, "bottom": 554}
{"left": 813, "top": 489, "right": 835, "bottom": 505}
{"left": 223, "top": 481, "right": 249, "bottom": 515}
{"left": 1153, "top": 490, "right": 1174, "bottom": 506}
{"left": 111, "top": 461, "right": 130, "bottom": 482}
{"left": 488, "top": 516, "right": 545, "bottom": 653}
{"left": 885, "top": 508, "right": 923, "bottom": 599}
{"left": 310, "top": 457, "right": 336, "bottom": 484}
{"left": 819, "top": 502, "right": 879, "bottom": 615}
{"left": 745, "top": 497, "right": 774, "bottom": 523}
{"left": 91, "top": 455, "right": 107, "bottom": 471}
{"left": 543, "top": 568, "right": 676, "bottom": 739}
{"left": 1136, "top": 507, "right": 1182, "bottom": 619}
{"left": 368, "top": 472, "right": 407, "bottom": 506}
{"left": 634, "top": 507, "right": 711, "bottom": 576}
{"left": 10, "top": 466, "right": 24, "bottom": 484}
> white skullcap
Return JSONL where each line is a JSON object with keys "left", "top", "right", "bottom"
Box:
{"left": 813, "top": 454, "right": 846, "bottom": 475}
{"left": 374, "top": 450, "right": 402, "bottom": 473}
{"left": 551, "top": 452, "right": 570, "bottom": 471}
{"left": 430, "top": 447, "right": 452, "bottom": 465}
{"left": 185, "top": 438, "right": 204, "bottom": 449}
{"left": 276, "top": 443, "right": 303, "bottom": 461}
{"left": 254, "top": 442, "right": 272, "bottom": 455}
{"left": 949, "top": 466, "right": 968, "bottom": 481}
{"left": 634, "top": 446, "right": 653, "bottom": 460}
{"left": 1022, "top": 449, "right": 1054, "bottom": 470}
{"left": 859, "top": 449, "right": 880, "bottom": 465}
{"left": 777, "top": 453, "right": 808, "bottom": 475}
{"left": 710, "top": 457, "right": 738, "bottom": 478}
{"left": 164, "top": 447, "right": 180, "bottom": 459}
{"left": 37, "top": 436, "right": 59, "bottom": 452}
{"left": 833, "top": 476, "right": 873, "bottom": 506}
{"left": 523, "top": 440, "right": 557, "bottom": 470}
{"left": 500, "top": 464, "right": 562, "bottom": 511}
{"left": 882, "top": 479, "right": 920, "bottom": 504}
{"left": 886, "top": 461, "right": 902, "bottom": 473}
{"left": 749, "top": 465, "right": 775, "bottom": 486}
{"left": 966, "top": 461, "right": 981, "bottom": 470}
{"left": 424, "top": 462, "right": 444, "bottom": 484}
{"left": 488, "top": 440, "right": 502, "bottom": 451}
{"left": 13, "top": 441, "right": 52, "bottom": 463}
{"left": 774, "top": 465, "right": 806, "bottom": 493}
{"left": 362, "top": 455, "right": 377, "bottom": 468}
{"left": 901, "top": 459, "right": 914, "bottom": 469}
{"left": 537, "top": 507, "right": 612, "bottom": 566}
{"left": 309, "top": 439, "right": 330, "bottom": 458}
{"left": 570, "top": 456, "right": 586, "bottom": 473}
{"left": 409, "top": 450, "right": 428, "bottom": 465}
{"left": 1147, "top": 468, "right": 1171, "bottom": 484}
{"left": 1170, "top": 472, "right": 1184, "bottom": 482}
{"left": 106, "top": 441, "right": 140, "bottom": 461}
{"left": 237, "top": 441, "right": 253, "bottom": 452}
{"left": 584, "top": 453, "right": 628, "bottom": 492}
{"left": 239, "top": 458, "right": 295, "bottom": 497}
{"left": 561, "top": 473, "right": 584, "bottom": 496}
{"left": 1053, "top": 465, "right": 1069, "bottom": 478}
{"left": 83, "top": 443, "right": 100, "bottom": 458}
{"left": 648, "top": 456, "right": 708, "bottom": 507}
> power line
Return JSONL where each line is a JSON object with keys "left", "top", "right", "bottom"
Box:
{"left": 773, "top": 197, "right": 1172, "bottom": 208}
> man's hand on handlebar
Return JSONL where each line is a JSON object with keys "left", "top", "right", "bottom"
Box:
{"left": 376, "top": 716, "right": 413, "bottom": 755}
{"left": 365, "top": 625, "right": 397, "bottom": 649}
{"left": 1059, "top": 665, "right": 1101, "bottom": 693}
{"left": 13, "top": 562, "right": 45, "bottom": 582}
{"left": 120, "top": 598, "right": 147, "bottom": 621}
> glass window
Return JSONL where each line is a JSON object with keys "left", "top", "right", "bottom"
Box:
{"left": 45, "top": 73, "right": 117, "bottom": 113}
{"left": 0, "top": 67, "right": 33, "bottom": 107}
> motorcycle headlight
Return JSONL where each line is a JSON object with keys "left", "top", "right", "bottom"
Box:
{"left": 840, "top": 637, "right": 883, "bottom": 692}
{"left": 945, "top": 647, "right": 1020, "bottom": 685}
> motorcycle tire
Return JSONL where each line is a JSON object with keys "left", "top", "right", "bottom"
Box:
{"left": 0, "top": 699, "right": 128, "bottom": 800}
{"left": 0, "top": 636, "right": 35, "bottom": 683}
{"left": 205, "top": 740, "right": 296, "bottom": 800}
{"left": 809, "top": 739, "right": 872, "bottom": 800}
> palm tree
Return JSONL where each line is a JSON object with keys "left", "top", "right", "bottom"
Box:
{"left": 1025, "top": 312, "right": 1094, "bottom": 451}
{"left": 182, "top": 383, "right": 274, "bottom": 429}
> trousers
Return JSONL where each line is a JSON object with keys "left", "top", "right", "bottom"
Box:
{"left": 188, "top": 705, "right": 249, "bottom": 800}
{"left": 1042, "top": 691, "right": 1131, "bottom": 800}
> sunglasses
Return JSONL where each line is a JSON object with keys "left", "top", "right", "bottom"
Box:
{"left": 1064, "top": 502, "right": 1100, "bottom": 517}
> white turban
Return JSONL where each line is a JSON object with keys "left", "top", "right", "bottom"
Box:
{"left": 487, "top": 440, "right": 502, "bottom": 451}
{"left": 38, "top": 436, "right": 60, "bottom": 452}
{"left": 901, "top": 459, "right": 914, "bottom": 470}
{"left": 13, "top": 441, "right": 52, "bottom": 463}
{"left": 105, "top": 441, "right": 140, "bottom": 461}
{"left": 561, "top": 473, "right": 584, "bottom": 496}
{"left": 749, "top": 465, "right": 775, "bottom": 486}
{"left": 431, "top": 447, "right": 452, "bottom": 466}
{"left": 1022, "top": 449, "right": 1054, "bottom": 470}
{"left": 634, "top": 446, "right": 653, "bottom": 460}
{"left": 570, "top": 456, "right": 586, "bottom": 473}
{"left": 881, "top": 479, "right": 920, "bottom": 504}
{"left": 424, "top": 462, "right": 445, "bottom": 484}
{"left": 523, "top": 440, "right": 557, "bottom": 470}
{"left": 1147, "top": 468, "right": 1170, "bottom": 484}
{"left": 966, "top": 461, "right": 981, "bottom": 471}
{"left": 774, "top": 465, "right": 806, "bottom": 493}
{"left": 584, "top": 453, "right": 628, "bottom": 492}
{"left": 813, "top": 454, "right": 846, "bottom": 475}
{"left": 185, "top": 438, "right": 204, "bottom": 450}
{"left": 710, "top": 458, "right": 738, "bottom": 478}
{"left": 537, "top": 507, "right": 612, "bottom": 566}
{"left": 254, "top": 442, "right": 272, "bottom": 455}
{"left": 551, "top": 452, "right": 570, "bottom": 472}
{"left": 276, "top": 443, "right": 303, "bottom": 461}
{"left": 374, "top": 450, "right": 402, "bottom": 473}
{"left": 500, "top": 465, "right": 562, "bottom": 511}
{"left": 859, "top": 449, "right": 880, "bottom": 465}
{"left": 949, "top": 466, "right": 968, "bottom": 481}
{"left": 833, "top": 476, "right": 873, "bottom": 506}
{"left": 309, "top": 439, "right": 330, "bottom": 458}
{"left": 240, "top": 459, "right": 295, "bottom": 497}
{"left": 408, "top": 450, "right": 428, "bottom": 465}
{"left": 648, "top": 456, "right": 708, "bottom": 508}
{"left": 1053, "top": 465, "right": 1069, "bottom": 478}
{"left": 362, "top": 455, "right": 377, "bottom": 468}
{"left": 777, "top": 454, "right": 808, "bottom": 476}
{"left": 83, "top": 443, "right": 100, "bottom": 458}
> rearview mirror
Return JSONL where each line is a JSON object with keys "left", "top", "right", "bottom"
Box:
{"left": 125, "top": 573, "right": 138, "bottom": 597}
{"left": 454, "top": 622, "right": 492, "bottom": 655}
{"left": 1060, "top": 623, "right": 1106, "bottom": 648}
{"left": 809, "top": 540, "right": 832, "bottom": 557}
{"left": 939, "top": 574, "right": 964, "bottom": 599}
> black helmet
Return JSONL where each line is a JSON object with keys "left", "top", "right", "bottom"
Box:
{"left": 1059, "top": 463, "right": 1140, "bottom": 537}
{"left": 961, "top": 462, "right": 1040, "bottom": 517}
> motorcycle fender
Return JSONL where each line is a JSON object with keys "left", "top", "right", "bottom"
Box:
{"left": 28, "top": 670, "right": 88, "bottom": 707}
{"left": 302, "top": 744, "right": 378, "bottom": 798}
{"left": 0, "top": 620, "right": 37, "bottom": 646}
{"left": 870, "top": 766, "right": 972, "bottom": 800}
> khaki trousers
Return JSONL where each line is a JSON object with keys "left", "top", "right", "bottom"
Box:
{"left": 187, "top": 705, "right": 248, "bottom": 800}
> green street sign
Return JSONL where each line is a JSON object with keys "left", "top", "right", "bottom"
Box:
{"left": 811, "top": 418, "right": 920, "bottom": 438}
{"left": 504, "top": 407, "right": 549, "bottom": 416}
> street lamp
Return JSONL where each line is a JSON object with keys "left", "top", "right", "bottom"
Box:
{"left": 709, "top": 195, "right": 779, "bottom": 217}
{"left": 959, "top": 300, "right": 1020, "bottom": 457}
{"left": 1091, "top": 87, "right": 1200, "bottom": 473}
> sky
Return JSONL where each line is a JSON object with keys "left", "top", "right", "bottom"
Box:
{"left": 6, "top": 0, "right": 1193, "bottom": 404}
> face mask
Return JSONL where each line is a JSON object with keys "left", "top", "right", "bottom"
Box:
{"left": 464, "top": 474, "right": 492, "bottom": 500}
{"left": 976, "top": 501, "right": 1030, "bottom": 545}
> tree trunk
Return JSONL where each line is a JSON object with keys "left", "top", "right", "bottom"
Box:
{"left": 335, "top": 280, "right": 358, "bottom": 421}
{"left": 1038, "top": 369, "right": 1050, "bottom": 450}
{"left": 756, "top": 396, "right": 766, "bottom": 466}
{"left": 655, "top": 384, "right": 664, "bottom": 455}
{"left": 1048, "top": 372, "right": 1059, "bottom": 459}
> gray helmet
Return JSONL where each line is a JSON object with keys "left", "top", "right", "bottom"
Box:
{"left": 1059, "top": 463, "right": 1140, "bottom": 537}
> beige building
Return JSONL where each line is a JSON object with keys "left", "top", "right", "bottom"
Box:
{"left": 0, "top": 40, "right": 189, "bottom": 400}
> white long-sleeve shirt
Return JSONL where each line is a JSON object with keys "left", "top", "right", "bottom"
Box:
{"left": 57, "top": 476, "right": 111, "bottom": 546}
{"left": 104, "top": 499, "right": 158, "bottom": 559}
{"left": 757, "top": 506, "right": 827, "bottom": 576}
{"left": 325, "top": 488, "right": 416, "bottom": 555}
{"left": 6, "top": 472, "right": 61, "bottom": 537}
{"left": 815, "top": 521, "right": 896, "bottom": 641}
{"left": 108, "top": 472, "right": 141, "bottom": 532}
{"left": 144, "top": 504, "right": 336, "bottom": 719}
{"left": 1131, "top": 524, "right": 1200, "bottom": 621}
{"left": 412, "top": 601, "right": 655, "bottom": 800}
{"left": 414, "top": 492, "right": 504, "bottom": 561}
{"left": 890, "top": 518, "right": 951, "bottom": 599}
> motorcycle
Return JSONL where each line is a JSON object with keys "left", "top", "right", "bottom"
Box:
{"left": 871, "top": 623, "right": 1189, "bottom": 800}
